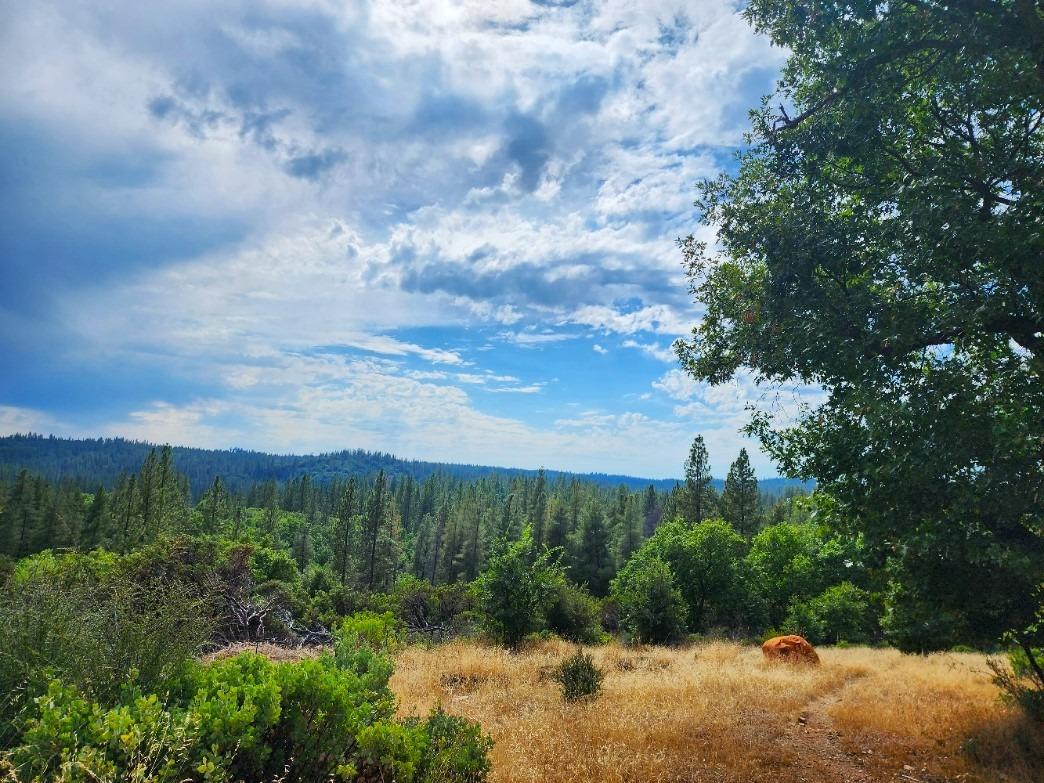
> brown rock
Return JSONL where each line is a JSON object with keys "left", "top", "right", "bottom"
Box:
{"left": 761, "top": 634, "right": 820, "bottom": 665}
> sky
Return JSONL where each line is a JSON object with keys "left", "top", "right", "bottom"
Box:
{"left": 0, "top": 0, "right": 821, "bottom": 479}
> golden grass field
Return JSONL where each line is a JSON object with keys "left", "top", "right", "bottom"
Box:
{"left": 391, "top": 639, "right": 1043, "bottom": 783}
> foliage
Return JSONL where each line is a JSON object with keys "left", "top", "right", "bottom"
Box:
{"left": 475, "top": 527, "right": 562, "bottom": 648}
{"left": 611, "top": 556, "right": 688, "bottom": 645}
{"left": 0, "top": 552, "right": 213, "bottom": 743}
{"left": 635, "top": 519, "right": 748, "bottom": 632}
{"left": 746, "top": 521, "right": 860, "bottom": 629}
{"left": 989, "top": 646, "right": 1044, "bottom": 723}
{"left": 5, "top": 611, "right": 493, "bottom": 782}
{"left": 552, "top": 649, "right": 605, "bottom": 702}
{"left": 784, "top": 582, "right": 874, "bottom": 645}
{"left": 8, "top": 681, "right": 218, "bottom": 783}
{"left": 410, "top": 705, "right": 493, "bottom": 783}
{"left": 545, "top": 580, "right": 603, "bottom": 644}
{"left": 676, "top": 0, "right": 1043, "bottom": 653}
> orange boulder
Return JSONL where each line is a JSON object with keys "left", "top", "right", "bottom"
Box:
{"left": 761, "top": 634, "right": 820, "bottom": 665}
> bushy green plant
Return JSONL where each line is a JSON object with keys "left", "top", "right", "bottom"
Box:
{"left": 9, "top": 680, "right": 222, "bottom": 783}
{"left": 545, "top": 580, "right": 602, "bottom": 643}
{"left": 186, "top": 653, "right": 282, "bottom": 776}
{"left": 552, "top": 649, "right": 605, "bottom": 702}
{"left": 412, "top": 706, "right": 493, "bottom": 782}
{"left": 989, "top": 640, "right": 1044, "bottom": 722}
{"left": 784, "top": 582, "right": 873, "bottom": 645}
{"left": 476, "top": 527, "right": 562, "bottom": 648}
{"left": 0, "top": 553, "right": 212, "bottom": 743}
{"left": 610, "top": 556, "right": 687, "bottom": 644}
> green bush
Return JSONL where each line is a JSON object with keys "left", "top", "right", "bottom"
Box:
{"left": 476, "top": 527, "right": 562, "bottom": 648}
{"left": 7, "top": 609, "right": 494, "bottom": 782}
{"left": 989, "top": 644, "right": 1044, "bottom": 722}
{"left": 552, "top": 649, "right": 605, "bottom": 702}
{"left": 8, "top": 680, "right": 221, "bottom": 783}
{"left": 610, "top": 556, "right": 688, "bottom": 644}
{"left": 545, "top": 580, "right": 602, "bottom": 643}
{"left": 412, "top": 705, "right": 493, "bottom": 782}
{"left": 784, "top": 582, "right": 873, "bottom": 645}
{"left": 0, "top": 552, "right": 212, "bottom": 744}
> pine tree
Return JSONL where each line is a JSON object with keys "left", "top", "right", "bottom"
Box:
{"left": 683, "top": 435, "right": 714, "bottom": 524}
{"left": 720, "top": 448, "right": 761, "bottom": 535}
{"left": 362, "top": 470, "right": 388, "bottom": 590}
{"left": 80, "top": 486, "right": 108, "bottom": 550}
{"left": 571, "top": 503, "right": 614, "bottom": 596}
{"left": 642, "top": 484, "right": 661, "bottom": 536}
{"left": 332, "top": 477, "right": 359, "bottom": 586}
{"left": 530, "top": 468, "right": 548, "bottom": 550}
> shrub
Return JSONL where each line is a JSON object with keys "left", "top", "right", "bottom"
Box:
{"left": 784, "top": 582, "right": 873, "bottom": 645}
{"left": 8, "top": 680, "right": 220, "bottom": 783}
{"left": 0, "top": 553, "right": 212, "bottom": 743}
{"left": 553, "top": 649, "right": 605, "bottom": 702}
{"left": 611, "top": 556, "right": 688, "bottom": 644}
{"left": 546, "top": 580, "right": 602, "bottom": 643}
{"left": 989, "top": 643, "right": 1044, "bottom": 722}
{"left": 413, "top": 706, "right": 493, "bottom": 782}
{"left": 392, "top": 575, "right": 476, "bottom": 641}
{"left": 476, "top": 527, "right": 562, "bottom": 648}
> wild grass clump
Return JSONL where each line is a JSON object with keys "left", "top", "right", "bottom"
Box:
{"left": 553, "top": 649, "right": 605, "bottom": 702}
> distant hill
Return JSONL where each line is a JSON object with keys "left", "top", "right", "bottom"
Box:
{"left": 0, "top": 433, "right": 812, "bottom": 497}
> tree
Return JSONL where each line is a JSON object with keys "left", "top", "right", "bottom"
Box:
{"left": 570, "top": 503, "right": 614, "bottom": 596}
{"left": 332, "top": 478, "right": 359, "bottom": 586}
{"left": 677, "top": 0, "right": 1044, "bottom": 655}
{"left": 746, "top": 521, "right": 860, "bottom": 630}
{"left": 475, "top": 527, "right": 562, "bottom": 648}
{"left": 682, "top": 435, "right": 714, "bottom": 524}
{"left": 611, "top": 556, "right": 688, "bottom": 644}
{"left": 720, "top": 449, "right": 761, "bottom": 535}
{"left": 635, "top": 519, "right": 748, "bottom": 632}
{"left": 363, "top": 471, "right": 388, "bottom": 590}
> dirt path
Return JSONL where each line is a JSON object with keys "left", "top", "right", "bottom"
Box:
{"left": 782, "top": 676, "right": 884, "bottom": 783}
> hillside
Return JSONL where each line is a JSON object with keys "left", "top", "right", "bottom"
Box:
{"left": 0, "top": 433, "right": 812, "bottom": 497}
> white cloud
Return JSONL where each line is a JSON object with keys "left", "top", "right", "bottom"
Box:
{"left": 568, "top": 304, "right": 693, "bottom": 336}
{"left": 622, "top": 339, "right": 678, "bottom": 363}
{"left": 593, "top": 344, "right": 608, "bottom": 355}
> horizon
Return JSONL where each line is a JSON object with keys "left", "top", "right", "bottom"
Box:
{"left": 1, "top": 431, "right": 808, "bottom": 484}
{"left": 0, "top": 1, "right": 823, "bottom": 477}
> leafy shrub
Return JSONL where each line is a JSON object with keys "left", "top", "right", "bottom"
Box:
{"left": 552, "top": 649, "right": 605, "bottom": 702}
{"left": 8, "top": 680, "right": 220, "bottom": 783}
{"left": 545, "top": 580, "right": 602, "bottom": 643}
{"left": 337, "top": 610, "right": 405, "bottom": 653}
{"left": 412, "top": 706, "right": 493, "bottom": 782}
{"left": 476, "top": 527, "right": 562, "bottom": 648}
{"left": 610, "top": 556, "right": 687, "bottom": 644}
{"left": 989, "top": 644, "right": 1044, "bottom": 722}
{"left": 392, "top": 575, "right": 477, "bottom": 641}
{"left": 0, "top": 552, "right": 212, "bottom": 743}
{"left": 784, "top": 582, "right": 873, "bottom": 645}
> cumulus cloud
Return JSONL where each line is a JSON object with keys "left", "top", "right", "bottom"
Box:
{"left": 1, "top": 0, "right": 791, "bottom": 476}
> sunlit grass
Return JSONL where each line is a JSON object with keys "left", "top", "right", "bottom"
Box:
{"left": 391, "top": 639, "right": 1043, "bottom": 783}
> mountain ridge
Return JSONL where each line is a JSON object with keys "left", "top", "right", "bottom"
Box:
{"left": 0, "top": 433, "right": 813, "bottom": 496}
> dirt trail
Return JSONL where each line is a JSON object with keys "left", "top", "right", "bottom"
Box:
{"left": 782, "top": 675, "right": 884, "bottom": 783}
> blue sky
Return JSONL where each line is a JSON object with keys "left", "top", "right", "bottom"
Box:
{"left": 0, "top": 0, "right": 820, "bottom": 478}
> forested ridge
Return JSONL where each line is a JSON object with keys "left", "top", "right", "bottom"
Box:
{"left": 0, "top": 433, "right": 810, "bottom": 497}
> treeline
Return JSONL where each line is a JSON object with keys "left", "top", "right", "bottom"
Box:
{"left": 0, "top": 433, "right": 812, "bottom": 497}
{"left": 0, "top": 441, "right": 809, "bottom": 600}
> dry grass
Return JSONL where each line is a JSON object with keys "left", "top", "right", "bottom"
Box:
{"left": 201, "top": 641, "right": 328, "bottom": 664}
{"left": 391, "top": 639, "right": 1043, "bottom": 783}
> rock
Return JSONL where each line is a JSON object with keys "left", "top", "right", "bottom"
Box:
{"left": 761, "top": 634, "right": 821, "bottom": 665}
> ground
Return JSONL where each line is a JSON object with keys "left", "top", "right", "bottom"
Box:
{"left": 390, "top": 639, "right": 1043, "bottom": 783}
